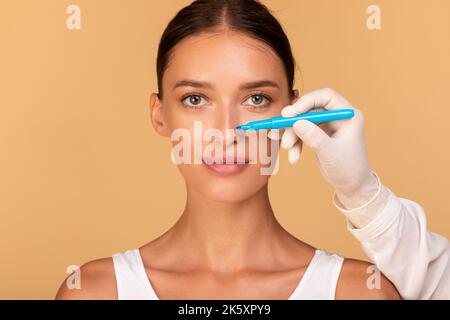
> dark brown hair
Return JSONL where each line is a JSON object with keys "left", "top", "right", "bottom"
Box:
{"left": 156, "top": 0, "right": 297, "bottom": 99}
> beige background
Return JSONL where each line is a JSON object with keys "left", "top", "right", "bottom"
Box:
{"left": 1, "top": 0, "right": 449, "bottom": 299}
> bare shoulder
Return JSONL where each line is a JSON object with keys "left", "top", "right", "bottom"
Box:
{"left": 336, "top": 258, "right": 401, "bottom": 300}
{"left": 55, "top": 257, "right": 117, "bottom": 300}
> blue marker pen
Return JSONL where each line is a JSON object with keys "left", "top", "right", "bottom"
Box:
{"left": 235, "top": 108, "right": 354, "bottom": 130}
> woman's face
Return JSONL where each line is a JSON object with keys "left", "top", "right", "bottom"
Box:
{"left": 152, "top": 30, "right": 298, "bottom": 203}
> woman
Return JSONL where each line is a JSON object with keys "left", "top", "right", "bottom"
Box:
{"left": 56, "top": 0, "right": 400, "bottom": 299}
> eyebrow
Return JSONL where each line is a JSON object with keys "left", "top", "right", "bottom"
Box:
{"left": 173, "top": 79, "right": 280, "bottom": 90}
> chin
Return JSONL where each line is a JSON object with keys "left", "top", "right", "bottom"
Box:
{"left": 201, "top": 182, "right": 258, "bottom": 203}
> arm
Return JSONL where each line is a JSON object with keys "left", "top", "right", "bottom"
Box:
{"left": 55, "top": 257, "right": 117, "bottom": 300}
{"left": 336, "top": 258, "right": 401, "bottom": 300}
{"left": 334, "top": 171, "right": 450, "bottom": 300}
{"left": 275, "top": 88, "right": 449, "bottom": 299}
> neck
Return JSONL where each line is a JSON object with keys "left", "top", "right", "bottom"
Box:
{"left": 166, "top": 183, "right": 286, "bottom": 273}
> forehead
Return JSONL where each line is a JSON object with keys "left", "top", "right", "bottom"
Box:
{"left": 163, "top": 30, "right": 288, "bottom": 89}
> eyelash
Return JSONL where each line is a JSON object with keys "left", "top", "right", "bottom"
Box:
{"left": 180, "top": 92, "right": 273, "bottom": 110}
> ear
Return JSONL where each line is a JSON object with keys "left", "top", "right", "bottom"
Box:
{"left": 150, "top": 93, "right": 170, "bottom": 138}
{"left": 291, "top": 89, "right": 300, "bottom": 105}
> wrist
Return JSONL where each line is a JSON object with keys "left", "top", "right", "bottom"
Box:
{"left": 333, "top": 171, "right": 392, "bottom": 229}
{"left": 335, "top": 170, "right": 380, "bottom": 210}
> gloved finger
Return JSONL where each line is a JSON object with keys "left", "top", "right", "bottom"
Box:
{"left": 281, "top": 127, "right": 299, "bottom": 149}
{"left": 281, "top": 88, "right": 353, "bottom": 118}
{"left": 288, "top": 142, "right": 302, "bottom": 164}
{"left": 317, "top": 121, "right": 336, "bottom": 137}
{"left": 293, "top": 119, "right": 332, "bottom": 157}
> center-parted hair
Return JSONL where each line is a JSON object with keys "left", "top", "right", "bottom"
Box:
{"left": 156, "top": 0, "right": 297, "bottom": 100}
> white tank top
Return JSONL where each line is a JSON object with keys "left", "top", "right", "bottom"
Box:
{"left": 112, "top": 248, "right": 344, "bottom": 300}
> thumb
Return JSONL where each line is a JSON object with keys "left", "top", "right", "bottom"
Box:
{"left": 292, "top": 120, "right": 331, "bottom": 156}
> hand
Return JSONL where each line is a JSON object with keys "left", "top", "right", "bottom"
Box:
{"left": 270, "top": 88, "right": 376, "bottom": 198}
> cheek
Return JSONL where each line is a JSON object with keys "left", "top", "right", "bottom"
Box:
{"left": 239, "top": 105, "right": 284, "bottom": 124}
{"left": 164, "top": 99, "right": 205, "bottom": 129}
{"left": 242, "top": 131, "right": 281, "bottom": 165}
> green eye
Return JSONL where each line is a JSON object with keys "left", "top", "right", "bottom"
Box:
{"left": 245, "top": 94, "right": 272, "bottom": 109}
{"left": 181, "top": 95, "right": 207, "bottom": 108}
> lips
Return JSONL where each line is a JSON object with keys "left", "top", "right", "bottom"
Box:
{"left": 202, "top": 156, "right": 250, "bottom": 175}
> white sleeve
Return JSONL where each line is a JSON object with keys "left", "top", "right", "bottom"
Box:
{"left": 332, "top": 171, "right": 450, "bottom": 300}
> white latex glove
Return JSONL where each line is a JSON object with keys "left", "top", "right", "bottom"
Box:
{"left": 271, "top": 88, "right": 377, "bottom": 199}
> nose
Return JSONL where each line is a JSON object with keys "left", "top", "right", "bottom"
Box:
{"left": 211, "top": 103, "right": 242, "bottom": 146}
